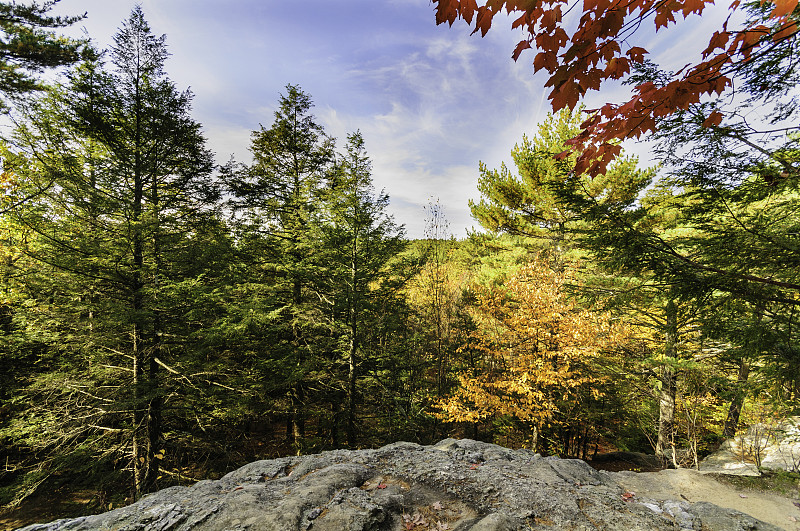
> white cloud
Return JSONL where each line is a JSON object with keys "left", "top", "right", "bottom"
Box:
{"left": 48, "top": 0, "right": 559, "bottom": 238}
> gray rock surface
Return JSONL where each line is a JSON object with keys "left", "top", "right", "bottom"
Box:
{"left": 18, "top": 439, "right": 782, "bottom": 531}
{"left": 700, "top": 417, "right": 800, "bottom": 476}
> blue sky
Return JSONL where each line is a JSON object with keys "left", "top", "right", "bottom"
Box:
{"left": 50, "top": 0, "right": 729, "bottom": 238}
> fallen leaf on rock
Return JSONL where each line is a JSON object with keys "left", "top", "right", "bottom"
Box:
{"left": 402, "top": 512, "right": 428, "bottom": 529}
{"left": 621, "top": 491, "right": 635, "bottom": 501}
{"left": 377, "top": 482, "right": 387, "bottom": 489}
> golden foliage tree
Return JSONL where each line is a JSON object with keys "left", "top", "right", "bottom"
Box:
{"left": 438, "top": 260, "right": 624, "bottom": 451}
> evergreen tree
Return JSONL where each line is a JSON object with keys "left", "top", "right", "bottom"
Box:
{"left": 0, "top": 0, "right": 85, "bottom": 105}
{"left": 581, "top": 6, "right": 800, "bottom": 427}
{"left": 225, "top": 84, "right": 335, "bottom": 453}
{"left": 470, "top": 108, "right": 727, "bottom": 455}
{"left": 2, "top": 7, "right": 216, "bottom": 498}
{"left": 470, "top": 108, "right": 653, "bottom": 268}
{"left": 314, "top": 131, "right": 407, "bottom": 447}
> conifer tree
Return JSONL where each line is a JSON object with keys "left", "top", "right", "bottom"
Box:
{"left": 471, "top": 108, "right": 722, "bottom": 455}
{"left": 0, "top": 0, "right": 85, "bottom": 105}
{"left": 225, "top": 84, "right": 335, "bottom": 452}
{"left": 314, "top": 131, "right": 406, "bottom": 446}
{"left": 470, "top": 108, "right": 653, "bottom": 265}
{"left": 3, "top": 7, "right": 215, "bottom": 497}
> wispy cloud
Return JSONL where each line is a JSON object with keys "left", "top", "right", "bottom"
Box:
{"left": 317, "top": 27, "right": 555, "bottom": 236}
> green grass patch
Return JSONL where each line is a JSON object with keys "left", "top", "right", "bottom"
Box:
{"left": 711, "top": 468, "right": 800, "bottom": 499}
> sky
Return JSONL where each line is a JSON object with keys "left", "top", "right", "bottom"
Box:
{"left": 48, "top": 0, "right": 728, "bottom": 238}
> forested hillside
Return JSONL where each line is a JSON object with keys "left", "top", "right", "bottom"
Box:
{"left": 1, "top": 0, "right": 799, "bottom": 525}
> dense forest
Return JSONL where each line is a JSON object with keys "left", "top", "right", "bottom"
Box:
{"left": 1, "top": 0, "right": 799, "bottom": 523}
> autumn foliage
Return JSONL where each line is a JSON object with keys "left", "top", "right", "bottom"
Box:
{"left": 437, "top": 261, "right": 624, "bottom": 447}
{"left": 433, "top": 0, "right": 799, "bottom": 176}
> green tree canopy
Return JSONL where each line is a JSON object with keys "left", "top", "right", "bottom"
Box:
{"left": 0, "top": 0, "right": 85, "bottom": 105}
{"left": 2, "top": 6, "right": 217, "bottom": 499}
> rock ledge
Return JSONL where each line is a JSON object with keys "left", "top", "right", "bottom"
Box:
{"left": 19, "top": 439, "right": 779, "bottom": 531}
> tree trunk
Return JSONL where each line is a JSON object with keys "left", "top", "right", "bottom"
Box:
{"left": 144, "top": 355, "right": 162, "bottom": 492}
{"left": 656, "top": 298, "right": 678, "bottom": 458}
{"left": 529, "top": 424, "right": 539, "bottom": 453}
{"left": 346, "top": 340, "right": 356, "bottom": 447}
{"left": 131, "top": 154, "right": 148, "bottom": 498}
{"left": 291, "top": 385, "right": 305, "bottom": 454}
{"left": 723, "top": 358, "right": 750, "bottom": 438}
{"left": 143, "top": 156, "right": 164, "bottom": 494}
{"left": 656, "top": 365, "right": 677, "bottom": 457}
{"left": 346, "top": 244, "right": 357, "bottom": 448}
{"left": 331, "top": 397, "right": 341, "bottom": 448}
{"left": 289, "top": 276, "right": 305, "bottom": 454}
{"left": 286, "top": 415, "right": 294, "bottom": 447}
{"left": 132, "top": 321, "right": 147, "bottom": 498}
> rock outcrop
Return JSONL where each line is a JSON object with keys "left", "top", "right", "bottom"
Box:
{"left": 700, "top": 417, "right": 800, "bottom": 476}
{"left": 19, "top": 439, "right": 783, "bottom": 531}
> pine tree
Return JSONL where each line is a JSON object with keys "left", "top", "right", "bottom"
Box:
{"left": 470, "top": 108, "right": 727, "bottom": 456}
{"left": 314, "top": 131, "right": 407, "bottom": 447}
{"left": 0, "top": 0, "right": 85, "bottom": 106}
{"left": 225, "top": 84, "right": 335, "bottom": 453}
{"left": 470, "top": 108, "right": 653, "bottom": 267}
{"left": 3, "top": 7, "right": 216, "bottom": 498}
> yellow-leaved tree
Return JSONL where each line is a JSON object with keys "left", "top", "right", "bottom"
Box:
{"left": 437, "top": 259, "right": 625, "bottom": 453}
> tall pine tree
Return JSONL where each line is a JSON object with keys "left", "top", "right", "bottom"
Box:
{"left": 314, "top": 131, "right": 407, "bottom": 447}
{"left": 225, "top": 84, "right": 334, "bottom": 453}
{"left": 3, "top": 7, "right": 215, "bottom": 497}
